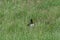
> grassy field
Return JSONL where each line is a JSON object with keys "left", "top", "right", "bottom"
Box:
{"left": 0, "top": 0, "right": 60, "bottom": 40}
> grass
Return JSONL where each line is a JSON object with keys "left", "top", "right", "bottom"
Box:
{"left": 0, "top": 0, "right": 60, "bottom": 40}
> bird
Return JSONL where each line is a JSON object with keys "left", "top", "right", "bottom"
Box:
{"left": 27, "top": 19, "right": 34, "bottom": 27}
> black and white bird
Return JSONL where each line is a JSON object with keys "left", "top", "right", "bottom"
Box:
{"left": 27, "top": 19, "right": 34, "bottom": 27}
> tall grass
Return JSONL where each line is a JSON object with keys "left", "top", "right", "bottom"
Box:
{"left": 0, "top": 0, "right": 60, "bottom": 40}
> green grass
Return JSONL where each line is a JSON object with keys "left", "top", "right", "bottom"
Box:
{"left": 0, "top": 0, "right": 60, "bottom": 40}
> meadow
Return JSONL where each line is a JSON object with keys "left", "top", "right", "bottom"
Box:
{"left": 0, "top": 0, "right": 60, "bottom": 40}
